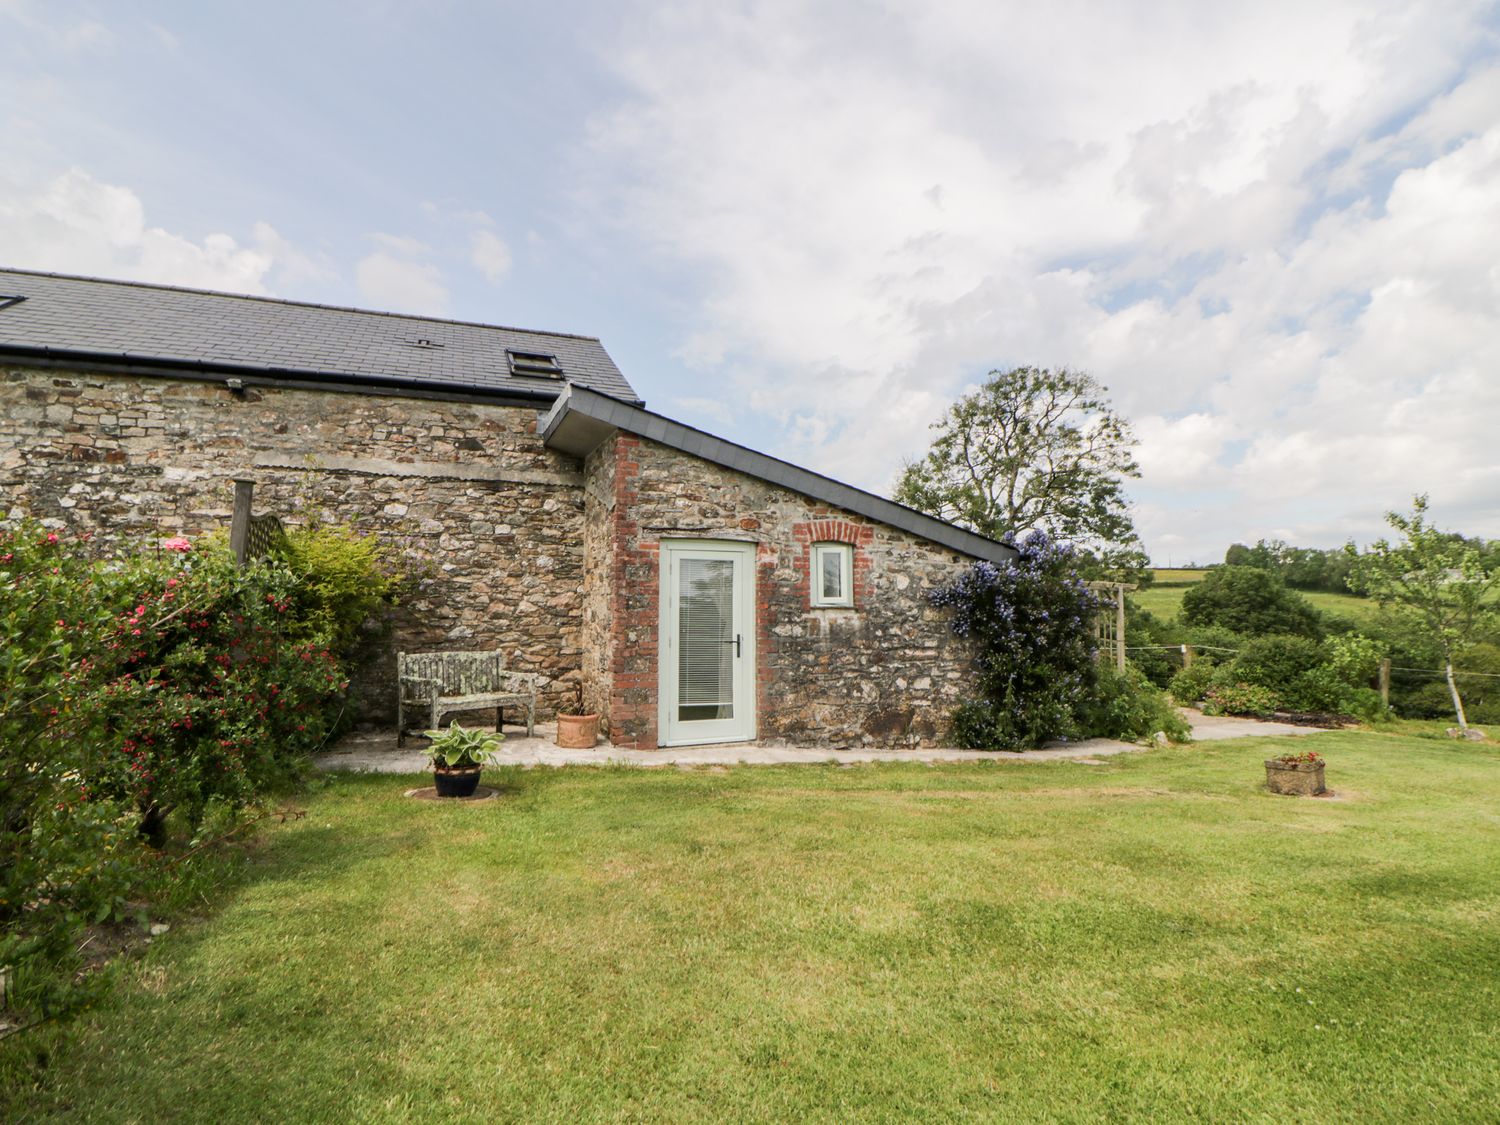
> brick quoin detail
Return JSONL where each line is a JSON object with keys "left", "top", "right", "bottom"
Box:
{"left": 606, "top": 433, "right": 660, "bottom": 748}
{"left": 590, "top": 434, "right": 978, "bottom": 750}
{"left": 793, "top": 517, "right": 875, "bottom": 609}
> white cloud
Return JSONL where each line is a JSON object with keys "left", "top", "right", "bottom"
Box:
{"left": 149, "top": 23, "right": 179, "bottom": 52}
{"left": 583, "top": 0, "right": 1500, "bottom": 559}
{"left": 366, "top": 231, "right": 432, "bottom": 257}
{"left": 354, "top": 251, "right": 449, "bottom": 315}
{"left": 470, "top": 229, "right": 513, "bottom": 283}
{"left": 0, "top": 168, "right": 282, "bottom": 293}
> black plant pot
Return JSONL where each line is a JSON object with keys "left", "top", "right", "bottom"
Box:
{"left": 433, "top": 765, "right": 482, "bottom": 798}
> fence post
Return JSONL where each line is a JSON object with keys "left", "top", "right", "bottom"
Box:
{"left": 1115, "top": 585, "right": 1126, "bottom": 674}
{"left": 1181, "top": 643, "right": 1194, "bottom": 669}
{"left": 1379, "top": 658, "right": 1391, "bottom": 708}
{"left": 229, "top": 478, "right": 254, "bottom": 567}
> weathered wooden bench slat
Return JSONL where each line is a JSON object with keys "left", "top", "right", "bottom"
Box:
{"left": 397, "top": 650, "right": 539, "bottom": 745}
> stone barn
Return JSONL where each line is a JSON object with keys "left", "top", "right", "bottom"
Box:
{"left": 0, "top": 269, "right": 1014, "bottom": 749}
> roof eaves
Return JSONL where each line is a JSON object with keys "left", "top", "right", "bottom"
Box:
{"left": 541, "top": 384, "right": 1016, "bottom": 564}
{"left": 0, "top": 343, "right": 565, "bottom": 408}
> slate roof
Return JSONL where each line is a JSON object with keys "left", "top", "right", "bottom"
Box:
{"left": 542, "top": 384, "right": 1017, "bottom": 564}
{"left": 0, "top": 268, "right": 639, "bottom": 404}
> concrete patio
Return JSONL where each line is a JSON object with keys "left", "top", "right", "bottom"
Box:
{"left": 313, "top": 707, "right": 1327, "bottom": 773}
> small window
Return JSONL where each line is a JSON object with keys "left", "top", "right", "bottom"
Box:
{"left": 810, "top": 543, "right": 854, "bottom": 608}
{"left": 508, "top": 350, "right": 562, "bottom": 379}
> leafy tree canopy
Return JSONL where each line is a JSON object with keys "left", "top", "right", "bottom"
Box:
{"left": 1180, "top": 565, "right": 1323, "bottom": 638}
{"left": 1347, "top": 495, "right": 1499, "bottom": 730}
{"left": 894, "top": 366, "right": 1145, "bottom": 579}
{"left": 1223, "top": 539, "right": 1356, "bottom": 594}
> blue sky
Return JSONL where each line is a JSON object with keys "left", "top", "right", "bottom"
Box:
{"left": 4, "top": 0, "right": 1499, "bottom": 562}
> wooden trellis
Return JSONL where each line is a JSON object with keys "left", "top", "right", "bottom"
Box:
{"left": 1088, "top": 582, "right": 1136, "bottom": 673}
{"left": 228, "top": 478, "right": 287, "bottom": 566}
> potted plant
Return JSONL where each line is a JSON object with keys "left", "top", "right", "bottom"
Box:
{"left": 555, "top": 682, "right": 600, "bottom": 749}
{"left": 1265, "top": 749, "right": 1326, "bottom": 796}
{"left": 423, "top": 722, "right": 503, "bottom": 798}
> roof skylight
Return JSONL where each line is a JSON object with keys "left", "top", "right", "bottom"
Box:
{"left": 508, "top": 351, "right": 562, "bottom": 379}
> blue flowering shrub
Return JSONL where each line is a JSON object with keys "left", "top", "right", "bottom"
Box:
{"left": 932, "top": 532, "right": 1187, "bottom": 748}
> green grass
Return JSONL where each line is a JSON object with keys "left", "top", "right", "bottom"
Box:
{"left": 6, "top": 734, "right": 1500, "bottom": 1122}
{"left": 1149, "top": 567, "right": 1211, "bottom": 586}
{"left": 1138, "top": 570, "right": 1380, "bottom": 625}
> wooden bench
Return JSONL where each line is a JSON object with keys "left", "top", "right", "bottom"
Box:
{"left": 397, "top": 650, "right": 539, "bottom": 746}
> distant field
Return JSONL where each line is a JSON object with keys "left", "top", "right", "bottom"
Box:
{"left": 1137, "top": 569, "right": 1380, "bottom": 624}
{"left": 1148, "top": 568, "right": 1211, "bottom": 586}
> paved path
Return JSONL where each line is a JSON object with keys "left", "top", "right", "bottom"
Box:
{"left": 1180, "top": 708, "right": 1331, "bottom": 741}
{"left": 314, "top": 709, "right": 1329, "bottom": 774}
{"left": 314, "top": 726, "right": 1143, "bottom": 772}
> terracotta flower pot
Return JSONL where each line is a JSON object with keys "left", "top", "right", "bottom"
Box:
{"left": 1265, "top": 759, "right": 1325, "bottom": 796}
{"left": 555, "top": 712, "right": 601, "bottom": 749}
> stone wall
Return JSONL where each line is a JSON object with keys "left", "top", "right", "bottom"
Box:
{"left": 588, "top": 432, "right": 977, "bottom": 749}
{"left": 578, "top": 437, "right": 617, "bottom": 722}
{"left": 0, "top": 365, "right": 587, "bottom": 722}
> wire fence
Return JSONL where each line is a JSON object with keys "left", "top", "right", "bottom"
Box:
{"left": 1123, "top": 642, "right": 1500, "bottom": 686}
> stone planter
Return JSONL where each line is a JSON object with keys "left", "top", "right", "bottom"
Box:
{"left": 1265, "top": 759, "right": 1325, "bottom": 797}
{"left": 556, "top": 713, "right": 601, "bottom": 749}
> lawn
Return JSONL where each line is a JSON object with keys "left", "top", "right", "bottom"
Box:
{"left": 1136, "top": 569, "right": 1380, "bottom": 626}
{"left": 6, "top": 731, "right": 1500, "bottom": 1122}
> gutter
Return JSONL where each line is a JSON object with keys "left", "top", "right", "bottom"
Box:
{"left": 0, "top": 343, "right": 580, "bottom": 411}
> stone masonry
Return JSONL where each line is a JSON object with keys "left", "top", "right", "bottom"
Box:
{"left": 0, "top": 365, "right": 586, "bottom": 721}
{"left": 4, "top": 364, "right": 983, "bottom": 746}
{"left": 586, "top": 432, "right": 977, "bottom": 749}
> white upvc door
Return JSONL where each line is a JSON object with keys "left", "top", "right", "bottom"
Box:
{"left": 660, "top": 540, "right": 757, "bottom": 746}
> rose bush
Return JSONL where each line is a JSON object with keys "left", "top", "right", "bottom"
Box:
{"left": 1, "top": 520, "right": 395, "bottom": 1022}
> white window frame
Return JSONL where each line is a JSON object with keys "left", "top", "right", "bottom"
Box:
{"left": 810, "top": 542, "right": 854, "bottom": 608}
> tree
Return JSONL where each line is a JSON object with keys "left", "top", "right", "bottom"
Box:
{"left": 1180, "top": 566, "right": 1323, "bottom": 638}
{"left": 894, "top": 367, "right": 1144, "bottom": 577}
{"left": 1347, "top": 496, "right": 1499, "bottom": 732}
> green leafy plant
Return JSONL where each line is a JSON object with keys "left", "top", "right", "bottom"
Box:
{"left": 1229, "top": 635, "right": 1325, "bottom": 699}
{"left": 1201, "top": 682, "right": 1280, "bottom": 717}
{"left": 1181, "top": 566, "right": 1323, "bottom": 638}
{"left": 1348, "top": 495, "right": 1499, "bottom": 732}
{"left": 931, "top": 533, "right": 1102, "bottom": 749}
{"left": 274, "top": 523, "right": 402, "bottom": 662}
{"left": 1168, "top": 660, "right": 1218, "bottom": 705}
{"left": 1080, "top": 664, "right": 1191, "bottom": 743}
{"left": 0, "top": 517, "right": 396, "bottom": 1025}
{"left": 422, "top": 723, "right": 503, "bottom": 769}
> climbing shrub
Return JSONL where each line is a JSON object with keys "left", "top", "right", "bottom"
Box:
{"left": 931, "top": 533, "right": 1106, "bottom": 749}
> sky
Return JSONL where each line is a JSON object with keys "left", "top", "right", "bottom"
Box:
{"left": 3, "top": 0, "right": 1498, "bottom": 564}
